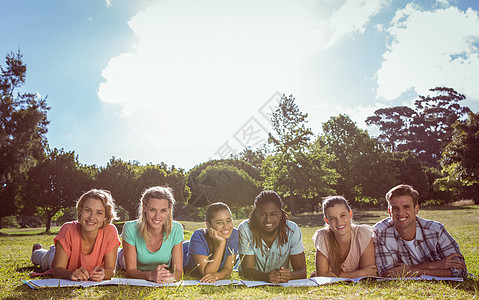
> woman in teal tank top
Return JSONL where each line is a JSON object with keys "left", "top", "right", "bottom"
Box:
{"left": 120, "top": 186, "right": 184, "bottom": 283}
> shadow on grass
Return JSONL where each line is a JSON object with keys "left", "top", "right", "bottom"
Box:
{"left": 11, "top": 283, "right": 81, "bottom": 300}
{"left": 430, "top": 278, "right": 479, "bottom": 294}
{"left": 371, "top": 278, "right": 479, "bottom": 295}
{"left": 420, "top": 205, "right": 478, "bottom": 211}
{"left": 0, "top": 230, "right": 57, "bottom": 237}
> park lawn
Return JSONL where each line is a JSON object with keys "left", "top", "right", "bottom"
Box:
{"left": 1, "top": 207, "right": 478, "bottom": 299}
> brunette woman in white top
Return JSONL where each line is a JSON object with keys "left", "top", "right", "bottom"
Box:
{"left": 312, "top": 196, "right": 376, "bottom": 278}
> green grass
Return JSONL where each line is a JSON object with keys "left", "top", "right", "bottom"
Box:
{"left": 1, "top": 207, "right": 478, "bottom": 299}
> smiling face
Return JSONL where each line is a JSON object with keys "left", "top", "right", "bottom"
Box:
{"left": 79, "top": 197, "right": 107, "bottom": 233}
{"left": 256, "top": 201, "right": 281, "bottom": 235}
{"left": 144, "top": 198, "right": 170, "bottom": 231}
{"left": 207, "top": 209, "right": 234, "bottom": 240}
{"left": 388, "top": 195, "right": 419, "bottom": 239}
{"left": 324, "top": 203, "right": 352, "bottom": 237}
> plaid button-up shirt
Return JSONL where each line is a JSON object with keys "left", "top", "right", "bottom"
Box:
{"left": 374, "top": 217, "right": 467, "bottom": 277}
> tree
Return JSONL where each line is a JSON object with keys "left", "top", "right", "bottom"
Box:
{"left": 268, "top": 94, "right": 312, "bottom": 155}
{"left": 389, "top": 151, "right": 429, "bottom": 200}
{"left": 263, "top": 94, "right": 338, "bottom": 214}
{"left": 137, "top": 163, "right": 191, "bottom": 204}
{"left": 0, "top": 51, "right": 49, "bottom": 225}
{"left": 262, "top": 138, "right": 339, "bottom": 213}
{"left": 365, "top": 106, "right": 416, "bottom": 152}
{"left": 366, "top": 87, "right": 471, "bottom": 167}
{"left": 137, "top": 164, "right": 168, "bottom": 195}
{"left": 187, "top": 159, "right": 262, "bottom": 207}
{"left": 165, "top": 166, "right": 191, "bottom": 204}
{"left": 435, "top": 112, "right": 479, "bottom": 200}
{"left": 411, "top": 87, "right": 471, "bottom": 166}
{"left": 234, "top": 146, "right": 268, "bottom": 169}
{"left": 322, "top": 114, "right": 397, "bottom": 206}
{"left": 196, "top": 164, "right": 261, "bottom": 217}
{"left": 440, "top": 112, "right": 479, "bottom": 183}
{"left": 22, "top": 148, "right": 91, "bottom": 232}
{"left": 97, "top": 157, "right": 140, "bottom": 219}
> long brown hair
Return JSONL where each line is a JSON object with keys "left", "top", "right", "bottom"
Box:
{"left": 322, "top": 195, "right": 352, "bottom": 276}
{"left": 203, "top": 202, "right": 232, "bottom": 255}
{"left": 248, "top": 191, "right": 290, "bottom": 255}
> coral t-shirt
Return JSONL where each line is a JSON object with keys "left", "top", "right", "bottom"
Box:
{"left": 54, "top": 221, "right": 120, "bottom": 272}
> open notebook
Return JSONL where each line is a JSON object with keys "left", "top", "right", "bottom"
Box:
{"left": 23, "top": 275, "right": 463, "bottom": 289}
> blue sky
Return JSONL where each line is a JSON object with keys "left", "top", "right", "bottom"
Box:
{"left": 1, "top": 0, "right": 479, "bottom": 170}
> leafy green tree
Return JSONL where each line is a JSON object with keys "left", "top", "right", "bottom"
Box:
{"left": 196, "top": 164, "right": 261, "bottom": 217}
{"left": 137, "top": 163, "right": 191, "bottom": 204}
{"left": 322, "top": 114, "right": 397, "bottom": 206}
{"left": 165, "top": 166, "right": 191, "bottom": 204}
{"left": 389, "top": 151, "right": 429, "bottom": 200}
{"left": 98, "top": 160, "right": 191, "bottom": 219}
{"left": 435, "top": 112, "right": 479, "bottom": 200}
{"left": 366, "top": 87, "right": 471, "bottom": 167}
{"left": 365, "top": 106, "right": 416, "bottom": 152}
{"left": 262, "top": 138, "right": 338, "bottom": 213}
{"left": 137, "top": 164, "right": 168, "bottom": 194}
{"left": 440, "top": 112, "right": 479, "bottom": 184}
{"left": 187, "top": 159, "right": 262, "bottom": 207}
{"left": 263, "top": 94, "right": 338, "bottom": 214}
{"left": 0, "top": 51, "right": 49, "bottom": 225}
{"left": 234, "top": 146, "right": 268, "bottom": 170}
{"left": 22, "top": 148, "right": 91, "bottom": 232}
{"left": 268, "top": 94, "right": 312, "bottom": 154}
{"left": 97, "top": 157, "right": 140, "bottom": 219}
{"left": 266, "top": 94, "right": 311, "bottom": 214}
{"left": 411, "top": 87, "right": 471, "bottom": 166}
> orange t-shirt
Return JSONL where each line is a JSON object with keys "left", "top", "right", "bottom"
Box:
{"left": 54, "top": 221, "right": 120, "bottom": 272}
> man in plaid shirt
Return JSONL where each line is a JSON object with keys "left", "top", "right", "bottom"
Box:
{"left": 374, "top": 184, "right": 467, "bottom": 277}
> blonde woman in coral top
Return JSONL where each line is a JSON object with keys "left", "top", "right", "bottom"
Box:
{"left": 312, "top": 196, "right": 376, "bottom": 278}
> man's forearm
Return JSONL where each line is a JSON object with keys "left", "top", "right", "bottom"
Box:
{"left": 290, "top": 268, "right": 307, "bottom": 280}
{"left": 408, "top": 265, "right": 452, "bottom": 277}
{"left": 385, "top": 264, "right": 453, "bottom": 277}
{"left": 240, "top": 267, "right": 269, "bottom": 281}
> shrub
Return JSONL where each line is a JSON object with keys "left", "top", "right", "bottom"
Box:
{"left": 1, "top": 216, "right": 19, "bottom": 228}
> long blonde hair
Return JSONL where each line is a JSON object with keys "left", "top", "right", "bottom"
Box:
{"left": 322, "top": 196, "right": 352, "bottom": 276}
{"left": 137, "top": 186, "right": 175, "bottom": 243}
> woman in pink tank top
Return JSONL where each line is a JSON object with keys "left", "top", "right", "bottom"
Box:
{"left": 311, "top": 196, "right": 377, "bottom": 278}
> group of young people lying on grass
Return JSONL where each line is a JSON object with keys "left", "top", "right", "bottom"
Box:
{"left": 30, "top": 184, "right": 468, "bottom": 284}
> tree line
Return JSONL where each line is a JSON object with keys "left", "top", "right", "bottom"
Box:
{"left": 1, "top": 51, "right": 478, "bottom": 230}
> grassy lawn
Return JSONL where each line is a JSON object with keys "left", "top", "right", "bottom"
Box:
{"left": 1, "top": 206, "right": 478, "bottom": 299}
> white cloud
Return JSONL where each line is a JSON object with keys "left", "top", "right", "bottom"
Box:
{"left": 97, "top": 0, "right": 323, "bottom": 166}
{"left": 317, "top": 0, "right": 389, "bottom": 50}
{"left": 436, "top": 0, "right": 449, "bottom": 7}
{"left": 376, "top": 4, "right": 479, "bottom": 101}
